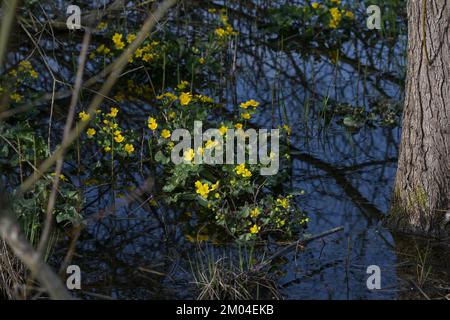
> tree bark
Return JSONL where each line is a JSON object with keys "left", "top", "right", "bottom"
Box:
{"left": 391, "top": 0, "right": 450, "bottom": 235}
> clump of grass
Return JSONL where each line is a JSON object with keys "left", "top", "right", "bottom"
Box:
{"left": 189, "top": 244, "right": 280, "bottom": 300}
{"left": 415, "top": 243, "right": 432, "bottom": 288}
{"left": 0, "top": 240, "right": 26, "bottom": 299}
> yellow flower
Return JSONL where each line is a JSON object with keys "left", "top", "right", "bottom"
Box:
{"left": 234, "top": 164, "right": 252, "bottom": 178}
{"left": 240, "top": 99, "right": 260, "bottom": 109}
{"left": 195, "top": 180, "right": 210, "bottom": 199}
{"left": 86, "top": 128, "right": 96, "bottom": 137}
{"left": 197, "top": 147, "right": 205, "bottom": 155}
{"left": 199, "top": 57, "right": 205, "bottom": 64}
{"left": 179, "top": 92, "right": 192, "bottom": 106}
{"left": 157, "top": 92, "right": 178, "bottom": 101}
{"left": 79, "top": 111, "right": 90, "bottom": 121}
{"left": 241, "top": 112, "right": 251, "bottom": 120}
{"left": 168, "top": 111, "right": 176, "bottom": 120}
{"left": 30, "top": 70, "right": 38, "bottom": 78}
{"left": 10, "top": 93, "right": 22, "bottom": 103}
{"left": 104, "top": 146, "right": 112, "bottom": 153}
{"left": 177, "top": 80, "right": 189, "bottom": 90}
{"left": 51, "top": 173, "right": 68, "bottom": 182}
{"left": 250, "top": 224, "right": 260, "bottom": 234}
{"left": 234, "top": 123, "right": 243, "bottom": 129}
{"left": 148, "top": 117, "right": 158, "bottom": 131}
{"left": 282, "top": 124, "right": 292, "bottom": 135}
{"left": 184, "top": 148, "right": 195, "bottom": 162}
{"left": 250, "top": 207, "right": 260, "bottom": 218}
{"left": 19, "top": 60, "right": 32, "bottom": 70}
{"left": 329, "top": 7, "right": 342, "bottom": 29}
{"left": 142, "top": 53, "right": 155, "bottom": 62}
{"left": 108, "top": 107, "right": 119, "bottom": 118}
{"left": 345, "top": 11, "right": 354, "bottom": 19}
{"left": 205, "top": 139, "right": 219, "bottom": 149}
{"left": 96, "top": 44, "right": 110, "bottom": 54}
{"left": 219, "top": 125, "right": 228, "bottom": 136}
{"left": 215, "top": 28, "right": 226, "bottom": 38}
{"left": 210, "top": 181, "right": 220, "bottom": 191}
{"left": 242, "top": 169, "right": 252, "bottom": 178}
{"left": 311, "top": 2, "right": 320, "bottom": 9}
{"left": 112, "top": 33, "right": 125, "bottom": 49}
{"left": 96, "top": 21, "right": 108, "bottom": 30}
{"left": 114, "top": 134, "right": 125, "bottom": 143}
{"left": 114, "top": 93, "right": 124, "bottom": 102}
{"left": 276, "top": 198, "right": 290, "bottom": 209}
{"left": 127, "top": 34, "right": 136, "bottom": 44}
{"left": 196, "top": 94, "right": 214, "bottom": 103}
{"left": 124, "top": 143, "right": 135, "bottom": 154}
{"left": 161, "top": 129, "right": 171, "bottom": 139}
{"left": 331, "top": 0, "right": 341, "bottom": 4}
{"left": 135, "top": 48, "right": 144, "bottom": 58}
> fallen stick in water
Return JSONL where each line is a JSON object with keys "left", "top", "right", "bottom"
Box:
{"left": 252, "top": 226, "right": 344, "bottom": 272}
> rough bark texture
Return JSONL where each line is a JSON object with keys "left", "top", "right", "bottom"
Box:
{"left": 391, "top": 0, "right": 450, "bottom": 235}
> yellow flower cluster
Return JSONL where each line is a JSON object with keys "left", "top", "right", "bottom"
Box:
{"left": 134, "top": 41, "right": 160, "bottom": 62}
{"left": 234, "top": 164, "right": 252, "bottom": 178}
{"left": 18, "top": 60, "right": 38, "bottom": 78}
{"left": 81, "top": 107, "right": 135, "bottom": 156}
{"left": 98, "top": 44, "right": 111, "bottom": 56}
{"left": 240, "top": 99, "right": 259, "bottom": 109}
{"left": 214, "top": 13, "right": 238, "bottom": 38}
{"left": 156, "top": 92, "right": 177, "bottom": 101}
{"left": 10, "top": 92, "right": 23, "bottom": 103}
{"left": 195, "top": 180, "right": 219, "bottom": 199}
{"left": 112, "top": 33, "right": 125, "bottom": 49}
{"left": 276, "top": 197, "right": 290, "bottom": 209}
{"left": 329, "top": 7, "right": 342, "bottom": 29}
{"left": 196, "top": 94, "right": 214, "bottom": 103}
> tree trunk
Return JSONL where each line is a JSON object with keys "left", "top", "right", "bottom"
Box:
{"left": 391, "top": 0, "right": 450, "bottom": 235}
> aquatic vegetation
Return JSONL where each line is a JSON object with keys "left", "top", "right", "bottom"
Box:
{"left": 144, "top": 82, "right": 306, "bottom": 241}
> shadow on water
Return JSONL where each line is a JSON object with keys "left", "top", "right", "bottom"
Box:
{"left": 2, "top": 0, "right": 449, "bottom": 299}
